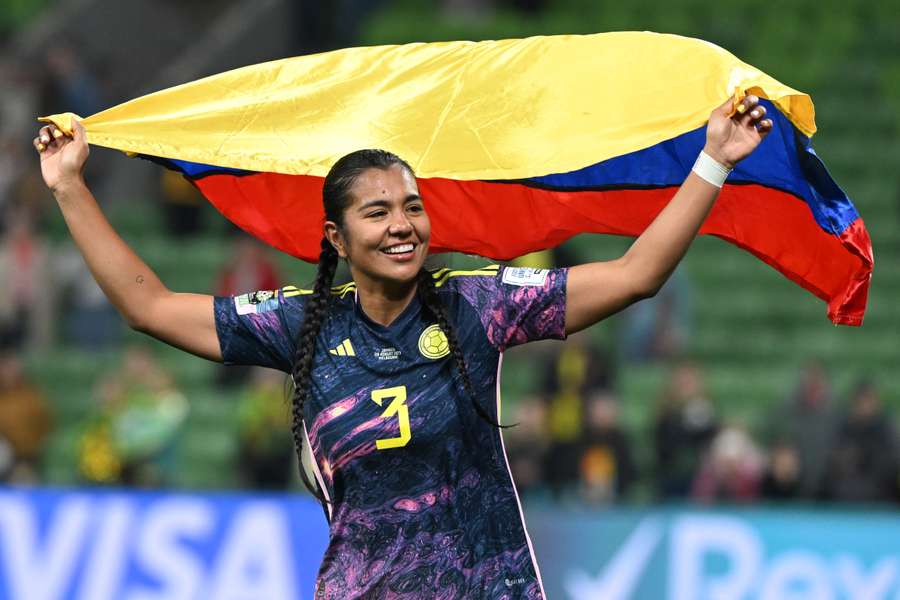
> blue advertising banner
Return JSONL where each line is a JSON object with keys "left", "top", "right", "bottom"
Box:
{"left": 1, "top": 489, "right": 898, "bottom": 599}
{"left": 0, "top": 488, "right": 328, "bottom": 600}
{"left": 527, "top": 506, "right": 900, "bottom": 600}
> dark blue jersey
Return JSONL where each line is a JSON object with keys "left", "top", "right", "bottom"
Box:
{"left": 214, "top": 264, "right": 568, "bottom": 599}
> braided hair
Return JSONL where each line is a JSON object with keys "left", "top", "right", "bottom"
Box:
{"left": 289, "top": 149, "right": 503, "bottom": 502}
{"left": 289, "top": 237, "right": 339, "bottom": 501}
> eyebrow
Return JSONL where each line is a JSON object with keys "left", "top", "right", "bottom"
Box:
{"left": 357, "top": 194, "right": 422, "bottom": 212}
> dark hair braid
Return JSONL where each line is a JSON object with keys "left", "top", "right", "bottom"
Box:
{"left": 415, "top": 269, "right": 509, "bottom": 429}
{"left": 289, "top": 237, "right": 339, "bottom": 502}
{"left": 290, "top": 149, "right": 412, "bottom": 501}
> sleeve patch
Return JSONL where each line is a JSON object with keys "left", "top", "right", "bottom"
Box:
{"left": 234, "top": 290, "right": 279, "bottom": 315}
{"left": 501, "top": 267, "right": 549, "bottom": 287}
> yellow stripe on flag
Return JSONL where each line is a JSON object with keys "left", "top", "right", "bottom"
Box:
{"left": 39, "top": 32, "right": 814, "bottom": 180}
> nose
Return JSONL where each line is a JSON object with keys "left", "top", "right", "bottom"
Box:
{"left": 388, "top": 213, "right": 413, "bottom": 236}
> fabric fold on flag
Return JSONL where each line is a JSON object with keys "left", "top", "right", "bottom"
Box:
{"left": 39, "top": 31, "right": 873, "bottom": 326}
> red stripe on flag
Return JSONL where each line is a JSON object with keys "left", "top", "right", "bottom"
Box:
{"left": 197, "top": 172, "right": 326, "bottom": 261}
{"left": 194, "top": 172, "right": 872, "bottom": 326}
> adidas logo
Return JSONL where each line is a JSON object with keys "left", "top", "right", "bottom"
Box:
{"left": 328, "top": 339, "right": 356, "bottom": 357}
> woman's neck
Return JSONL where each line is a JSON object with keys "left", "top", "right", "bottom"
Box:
{"left": 352, "top": 271, "right": 418, "bottom": 327}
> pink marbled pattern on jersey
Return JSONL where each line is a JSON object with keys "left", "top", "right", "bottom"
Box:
{"left": 453, "top": 267, "right": 568, "bottom": 350}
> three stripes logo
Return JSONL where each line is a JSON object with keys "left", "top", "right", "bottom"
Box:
{"left": 328, "top": 339, "right": 356, "bottom": 357}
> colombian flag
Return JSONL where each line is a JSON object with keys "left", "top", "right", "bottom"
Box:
{"left": 41, "top": 32, "right": 872, "bottom": 325}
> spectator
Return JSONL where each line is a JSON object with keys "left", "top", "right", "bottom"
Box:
{"left": 767, "top": 361, "right": 836, "bottom": 498}
{"left": 78, "top": 346, "right": 188, "bottom": 487}
{"left": 542, "top": 336, "right": 615, "bottom": 440}
{"left": 653, "top": 362, "right": 718, "bottom": 499}
{"left": 236, "top": 367, "right": 295, "bottom": 489}
{"left": 541, "top": 337, "right": 615, "bottom": 498}
{"left": 504, "top": 395, "right": 549, "bottom": 498}
{"left": 575, "top": 389, "right": 636, "bottom": 505}
{"left": 0, "top": 204, "right": 53, "bottom": 350}
{"left": 692, "top": 424, "right": 764, "bottom": 503}
{"left": 822, "top": 380, "right": 898, "bottom": 504}
{"left": 0, "top": 352, "right": 53, "bottom": 483}
{"left": 761, "top": 440, "right": 803, "bottom": 501}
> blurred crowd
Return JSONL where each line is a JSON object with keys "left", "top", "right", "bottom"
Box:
{"left": 1, "top": 39, "right": 112, "bottom": 348}
{"left": 0, "top": 37, "right": 295, "bottom": 488}
{"left": 506, "top": 350, "right": 900, "bottom": 506}
{"left": 0, "top": 37, "right": 103, "bottom": 483}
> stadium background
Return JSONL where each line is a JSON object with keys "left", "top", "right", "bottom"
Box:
{"left": 1, "top": 0, "right": 898, "bottom": 598}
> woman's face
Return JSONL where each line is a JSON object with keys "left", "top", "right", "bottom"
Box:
{"left": 325, "top": 164, "right": 431, "bottom": 287}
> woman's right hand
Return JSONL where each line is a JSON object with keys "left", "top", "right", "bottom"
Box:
{"left": 33, "top": 120, "right": 89, "bottom": 193}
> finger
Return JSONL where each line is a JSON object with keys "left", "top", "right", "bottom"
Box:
{"left": 38, "top": 125, "right": 52, "bottom": 145}
{"left": 45, "top": 125, "right": 60, "bottom": 148}
{"left": 752, "top": 119, "right": 773, "bottom": 141}
{"left": 735, "top": 94, "right": 759, "bottom": 115}
{"left": 44, "top": 126, "right": 62, "bottom": 149}
{"left": 735, "top": 97, "right": 762, "bottom": 130}
{"left": 50, "top": 124, "right": 64, "bottom": 140}
{"left": 749, "top": 104, "right": 767, "bottom": 121}
{"left": 72, "top": 119, "right": 86, "bottom": 141}
{"left": 34, "top": 137, "right": 46, "bottom": 152}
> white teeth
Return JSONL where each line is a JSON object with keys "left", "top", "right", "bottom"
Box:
{"left": 383, "top": 244, "right": 414, "bottom": 254}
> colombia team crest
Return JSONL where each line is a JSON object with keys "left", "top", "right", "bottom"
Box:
{"left": 418, "top": 324, "right": 450, "bottom": 359}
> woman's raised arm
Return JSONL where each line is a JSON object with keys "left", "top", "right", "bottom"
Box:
{"left": 34, "top": 121, "right": 222, "bottom": 361}
{"left": 565, "top": 95, "right": 772, "bottom": 335}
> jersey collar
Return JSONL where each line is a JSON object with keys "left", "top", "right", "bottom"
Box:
{"left": 352, "top": 287, "right": 423, "bottom": 333}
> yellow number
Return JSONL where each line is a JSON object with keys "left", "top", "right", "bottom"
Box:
{"left": 371, "top": 386, "right": 411, "bottom": 450}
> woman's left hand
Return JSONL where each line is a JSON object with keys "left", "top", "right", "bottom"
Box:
{"left": 703, "top": 95, "right": 772, "bottom": 169}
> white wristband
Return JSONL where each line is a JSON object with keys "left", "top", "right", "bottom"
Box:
{"left": 691, "top": 150, "right": 732, "bottom": 188}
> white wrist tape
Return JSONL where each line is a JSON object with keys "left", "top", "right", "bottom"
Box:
{"left": 692, "top": 151, "right": 732, "bottom": 188}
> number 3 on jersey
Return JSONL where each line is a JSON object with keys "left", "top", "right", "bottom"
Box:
{"left": 371, "top": 386, "right": 411, "bottom": 450}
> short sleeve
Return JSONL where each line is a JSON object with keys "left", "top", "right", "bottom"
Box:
{"left": 214, "top": 287, "right": 304, "bottom": 372}
{"left": 452, "top": 266, "right": 568, "bottom": 350}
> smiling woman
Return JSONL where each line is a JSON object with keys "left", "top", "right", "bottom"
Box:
{"left": 283, "top": 148, "right": 506, "bottom": 498}
{"left": 323, "top": 155, "right": 431, "bottom": 306}
{"left": 35, "top": 93, "right": 771, "bottom": 598}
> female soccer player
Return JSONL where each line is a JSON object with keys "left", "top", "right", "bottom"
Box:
{"left": 35, "top": 96, "right": 770, "bottom": 599}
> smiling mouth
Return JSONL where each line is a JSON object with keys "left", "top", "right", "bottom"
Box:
{"left": 381, "top": 243, "right": 416, "bottom": 255}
